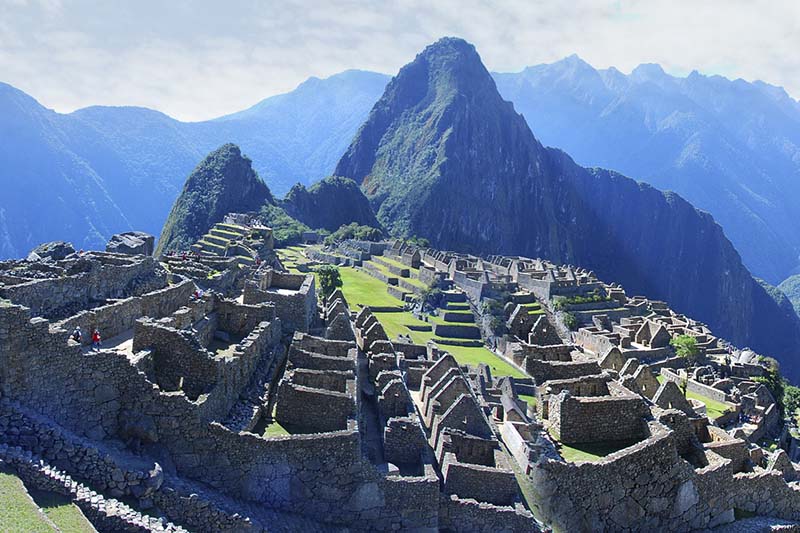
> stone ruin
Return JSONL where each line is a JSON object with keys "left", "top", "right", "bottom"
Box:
{"left": 4, "top": 232, "right": 800, "bottom": 531}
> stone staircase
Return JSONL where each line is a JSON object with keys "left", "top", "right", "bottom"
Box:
{"left": 191, "top": 223, "right": 256, "bottom": 264}
{"left": 433, "top": 292, "right": 483, "bottom": 347}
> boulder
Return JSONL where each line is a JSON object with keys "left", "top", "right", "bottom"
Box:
{"left": 28, "top": 241, "right": 75, "bottom": 261}
{"left": 106, "top": 231, "right": 155, "bottom": 256}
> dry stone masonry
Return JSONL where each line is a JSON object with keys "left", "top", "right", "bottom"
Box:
{"left": 3, "top": 229, "right": 800, "bottom": 531}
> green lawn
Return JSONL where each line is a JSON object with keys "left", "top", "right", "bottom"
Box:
{"left": 655, "top": 375, "right": 730, "bottom": 420}
{"left": 375, "top": 255, "right": 418, "bottom": 272}
{"left": 0, "top": 468, "right": 57, "bottom": 532}
{"left": 550, "top": 433, "right": 640, "bottom": 463}
{"left": 263, "top": 420, "right": 290, "bottom": 437}
{"left": 686, "top": 390, "right": 730, "bottom": 420}
{"left": 27, "top": 488, "right": 96, "bottom": 532}
{"left": 519, "top": 394, "right": 537, "bottom": 409}
{"left": 338, "top": 268, "right": 405, "bottom": 308}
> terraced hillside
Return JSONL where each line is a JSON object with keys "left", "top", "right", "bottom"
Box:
{"left": 0, "top": 467, "right": 96, "bottom": 532}
{"left": 275, "top": 245, "right": 525, "bottom": 378}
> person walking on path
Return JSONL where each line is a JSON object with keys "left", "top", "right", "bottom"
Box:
{"left": 71, "top": 326, "right": 82, "bottom": 343}
{"left": 91, "top": 329, "right": 102, "bottom": 350}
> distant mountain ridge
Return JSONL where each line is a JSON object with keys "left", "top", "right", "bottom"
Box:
{"left": 493, "top": 56, "right": 800, "bottom": 284}
{"left": 4, "top": 50, "right": 800, "bottom": 285}
{"left": 0, "top": 71, "right": 389, "bottom": 258}
{"left": 334, "top": 37, "right": 800, "bottom": 379}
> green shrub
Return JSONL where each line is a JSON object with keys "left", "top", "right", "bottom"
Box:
{"left": 324, "top": 222, "right": 383, "bottom": 245}
{"left": 562, "top": 312, "right": 578, "bottom": 331}
{"left": 317, "top": 265, "right": 343, "bottom": 297}
{"left": 670, "top": 335, "right": 699, "bottom": 361}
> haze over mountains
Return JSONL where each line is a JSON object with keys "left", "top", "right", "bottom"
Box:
{"left": 4, "top": 37, "right": 800, "bottom": 372}
{"left": 4, "top": 54, "right": 800, "bottom": 288}
{"left": 0, "top": 71, "right": 386, "bottom": 258}
{"left": 333, "top": 37, "right": 800, "bottom": 379}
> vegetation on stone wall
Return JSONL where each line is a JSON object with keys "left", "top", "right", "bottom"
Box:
{"left": 323, "top": 222, "right": 383, "bottom": 245}
{"left": 670, "top": 335, "right": 699, "bottom": 362}
{"left": 259, "top": 204, "right": 310, "bottom": 246}
{"left": 317, "top": 265, "right": 343, "bottom": 297}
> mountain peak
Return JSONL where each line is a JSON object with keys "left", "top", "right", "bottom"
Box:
{"left": 630, "top": 62, "right": 668, "bottom": 82}
{"left": 155, "top": 143, "right": 273, "bottom": 255}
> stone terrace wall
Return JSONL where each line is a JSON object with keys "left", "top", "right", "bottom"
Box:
{"left": 55, "top": 278, "right": 196, "bottom": 346}
{"left": 438, "top": 495, "right": 539, "bottom": 533}
{"left": 548, "top": 391, "right": 648, "bottom": 444}
{"left": 0, "top": 255, "right": 166, "bottom": 320}
{"left": 530, "top": 425, "right": 708, "bottom": 532}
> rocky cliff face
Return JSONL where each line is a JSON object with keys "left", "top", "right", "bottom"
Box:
{"left": 156, "top": 144, "right": 272, "bottom": 255}
{"left": 282, "top": 176, "right": 379, "bottom": 232}
{"left": 335, "top": 37, "right": 800, "bottom": 377}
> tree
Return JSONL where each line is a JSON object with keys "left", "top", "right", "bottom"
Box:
{"left": 670, "top": 335, "right": 699, "bottom": 362}
{"left": 784, "top": 385, "right": 800, "bottom": 420}
{"left": 316, "top": 265, "right": 343, "bottom": 297}
{"left": 561, "top": 312, "right": 577, "bottom": 331}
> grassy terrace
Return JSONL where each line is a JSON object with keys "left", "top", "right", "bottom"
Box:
{"left": 334, "top": 266, "right": 525, "bottom": 378}
{"left": 555, "top": 437, "right": 641, "bottom": 463}
{"left": 339, "top": 267, "right": 405, "bottom": 308}
{"left": 0, "top": 468, "right": 95, "bottom": 532}
{"left": 656, "top": 375, "right": 730, "bottom": 420}
{"left": 365, "top": 260, "right": 428, "bottom": 290}
{"left": 518, "top": 394, "right": 537, "bottom": 409}
{"left": 28, "top": 488, "right": 96, "bottom": 532}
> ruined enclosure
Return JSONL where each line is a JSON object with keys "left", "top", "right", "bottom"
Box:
{"left": 1, "top": 237, "right": 799, "bottom": 532}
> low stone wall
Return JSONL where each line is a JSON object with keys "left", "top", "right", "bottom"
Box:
{"left": 441, "top": 455, "right": 519, "bottom": 506}
{"left": 660, "top": 368, "right": 730, "bottom": 403}
{"left": 387, "top": 285, "right": 409, "bottom": 302}
{"left": 54, "top": 278, "right": 195, "bottom": 346}
{"left": 525, "top": 359, "right": 600, "bottom": 384}
{"left": 0, "top": 255, "right": 166, "bottom": 320}
{"left": 548, "top": 391, "right": 648, "bottom": 444}
{"left": 433, "top": 323, "right": 481, "bottom": 339}
{"left": 275, "top": 382, "right": 356, "bottom": 433}
{"left": 438, "top": 495, "right": 539, "bottom": 533}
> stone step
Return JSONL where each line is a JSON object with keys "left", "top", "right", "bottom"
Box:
{"left": 442, "top": 291, "right": 467, "bottom": 303}
{"left": 442, "top": 311, "right": 475, "bottom": 323}
{"left": 433, "top": 323, "right": 481, "bottom": 339}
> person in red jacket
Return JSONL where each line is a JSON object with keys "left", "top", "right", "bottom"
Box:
{"left": 91, "top": 329, "right": 102, "bottom": 349}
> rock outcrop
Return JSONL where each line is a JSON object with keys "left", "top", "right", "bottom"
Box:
{"left": 106, "top": 231, "right": 155, "bottom": 256}
{"left": 335, "top": 37, "right": 800, "bottom": 377}
{"left": 282, "top": 176, "right": 380, "bottom": 232}
{"left": 27, "top": 241, "right": 75, "bottom": 261}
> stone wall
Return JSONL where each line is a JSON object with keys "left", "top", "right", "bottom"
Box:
{"left": 0, "top": 255, "right": 166, "bottom": 320}
{"left": 660, "top": 368, "right": 731, "bottom": 403}
{"left": 548, "top": 390, "right": 648, "bottom": 444}
{"left": 438, "top": 495, "right": 539, "bottom": 533}
{"left": 525, "top": 359, "right": 600, "bottom": 384}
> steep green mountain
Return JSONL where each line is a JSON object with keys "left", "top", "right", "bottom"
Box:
{"left": 282, "top": 176, "right": 379, "bottom": 231}
{"left": 156, "top": 144, "right": 272, "bottom": 255}
{"left": 779, "top": 275, "right": 800, "bottom": 317}
{"left": 0, "top": 71, "right": 389, "bottom": 258}
{"left": 335, "top": 37, "right": 800, "bottom": 378}
{"left": 493, "top": 58, "right": 800, "bottom": 284}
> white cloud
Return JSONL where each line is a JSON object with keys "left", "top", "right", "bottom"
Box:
{"left": 0, "top": 0, "right": 797, "bottom": 120}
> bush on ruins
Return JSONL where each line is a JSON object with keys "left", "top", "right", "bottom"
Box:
{"left": 317, "top": 265, "right": 343, "bottom": 297}
{"left": 670, "top": 334, "right": 700, "bottom": 362}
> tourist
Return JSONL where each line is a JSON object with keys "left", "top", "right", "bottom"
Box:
{"left": 71, "top": 326, "right": 82, "bottom": 343}
{"left": 91, "top": 329, "right": 102, "bottom": 349}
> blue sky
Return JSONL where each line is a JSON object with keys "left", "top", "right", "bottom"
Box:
{"left": 1, "top": 0, "right": 797, "bottom": 121}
